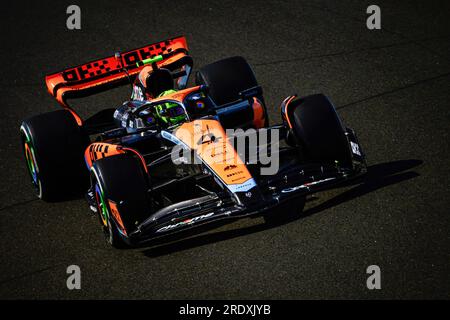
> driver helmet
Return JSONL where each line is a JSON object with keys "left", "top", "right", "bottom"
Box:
{"left": 154, "top": 89, "right": 187, "bottom": 125}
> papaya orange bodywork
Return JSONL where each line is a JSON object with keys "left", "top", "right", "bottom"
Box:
{"left": 147, "top": 85, "right": 202, "bottom": 105}
{"left": 108, "top": 200, "right": 127, "bottom": 236}
{"left": 282, "top": 95, "right": 297, "bottom": 129}
{"left": 85, "top": 143, "right": 125, "bottom": 169}
{"left": 175, "top": 119, "right": 253, "bottom": 186}
{"left": 85, "top": 143, "right": 148, "bottom": 174}
{"left": 252, "top": 97, "right": 266, "bottom": 128}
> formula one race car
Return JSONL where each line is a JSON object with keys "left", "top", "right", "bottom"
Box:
{"left": 20, "top": 36, "right": 366, "bottom": 247}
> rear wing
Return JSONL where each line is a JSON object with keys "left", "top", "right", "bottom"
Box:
{"left": 45, "top": 36, "right": 192, "bottom": 125}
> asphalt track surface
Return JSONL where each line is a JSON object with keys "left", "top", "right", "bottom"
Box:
{"left": 0, "top": 0, "right": 449, "bottom": 299}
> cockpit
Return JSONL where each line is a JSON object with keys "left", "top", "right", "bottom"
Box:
{"left": 113, "top": 86, "right": 215, "bottom": 132}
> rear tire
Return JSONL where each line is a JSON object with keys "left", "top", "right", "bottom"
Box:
{"left": 289, "top": 94, "right": 352, "bottom": 166}
{"left": 91, "top": 154, "right": 151, "bottom": 248}
{"left": 20, "top": 110, "right": 89, "bottom": 201}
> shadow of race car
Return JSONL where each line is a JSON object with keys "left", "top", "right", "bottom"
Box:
{"left": 20, "top": 36, "right": 366, "bottom": 247}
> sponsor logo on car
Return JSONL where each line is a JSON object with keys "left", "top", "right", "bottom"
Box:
{"left": 156, "top": 212, "right": 214, "bottom": 233}
{"left": 224, "top": 165, "right": 238, "bottom": 171}
{"left": 281, "top": 177, "right": 336, "bottom": 193}
{"left": 350, "top": 141, "right": 362, "bottom": 156}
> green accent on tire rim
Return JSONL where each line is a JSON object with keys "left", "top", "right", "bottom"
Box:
{"left": 21, "top": 126, "right": 42, "bottom": 198}
{"left": 24, "top": 142, "right": 39, "bottom": 186}
{"left": 95, "top": 184, "right": 109, "bottom": 226}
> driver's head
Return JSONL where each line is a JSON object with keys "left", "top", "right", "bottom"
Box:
{"left": 154, "top": 89, "right": 186, "bottom": 125}
{"left": 138, "top": 66, "right": 174, "bottom": 98}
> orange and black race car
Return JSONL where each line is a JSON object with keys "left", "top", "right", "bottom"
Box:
{"left": 20, "top": 36, "right": 366, "bottom": 247}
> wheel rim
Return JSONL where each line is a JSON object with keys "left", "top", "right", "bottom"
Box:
{"left": 94, "top": 184, "right": 109, "bottom": 227}
{"left": 23, "top": 139, "right": 42, "bottom": 198}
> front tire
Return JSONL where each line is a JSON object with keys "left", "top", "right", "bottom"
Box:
{"left": 288, "top": 94, "right": 352, "bottom": 166}
{"left": 91, "top": 154, "right": 151, "bottom": 248}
